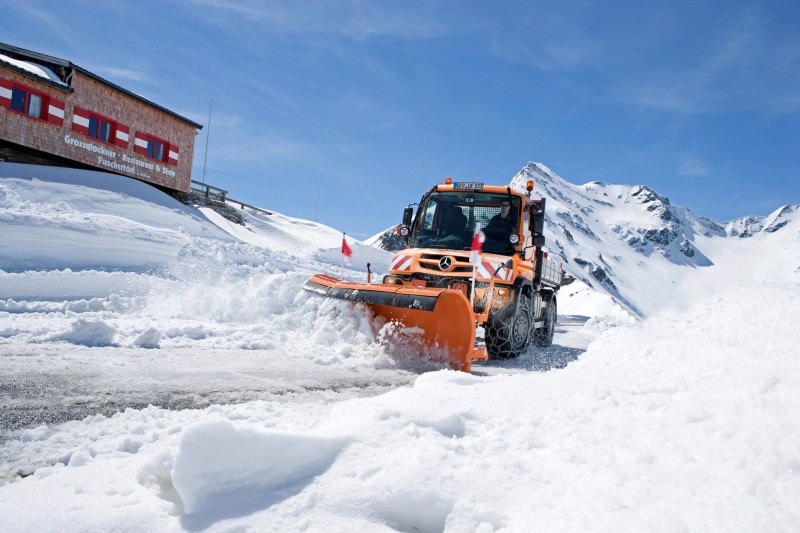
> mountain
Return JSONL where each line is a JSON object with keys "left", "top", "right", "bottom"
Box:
{"left": 365, "top": 225, "right": 405, "bottom": 251}
{"left": 725, "top": 205, "right": 798, "bottom": 237}
{"left": 371, "top": 162, "right": 800, "bottom": 318}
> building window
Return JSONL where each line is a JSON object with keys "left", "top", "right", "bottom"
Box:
{"left": 146, "top": 139, "right": 166, "bottom": 161}
{"left": 72, "top": 107, "right": 125, "bottom": 146}
{"left": 134, "top": 132, "right": 178, "bottom": 165}
{"left": 88, "top": 116, "right": 114, "bottom": 143}
{"left": 10, "top": 85, "right": 47, "bottom": 119}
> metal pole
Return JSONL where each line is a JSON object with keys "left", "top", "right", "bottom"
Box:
{"left": 202, "top": 97, "right": 213, "bottom": 184}
{"left": 314, "top": 168, "right": 323, "bottom": 221}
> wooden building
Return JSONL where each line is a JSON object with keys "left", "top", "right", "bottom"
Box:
{"left": 0, "top": 42, "right": 202, "bottom": 197}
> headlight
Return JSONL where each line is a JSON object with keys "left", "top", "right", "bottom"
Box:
{"left": 509, "top": 234, "right": 519, "bottom": 244}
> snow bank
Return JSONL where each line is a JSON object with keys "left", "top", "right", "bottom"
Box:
{"left": 172, "top": 419, "right": 346, "bottom": 515}
{"left": 53, "top": 319, "right": 117, "bottom": 347}
{"left": 0, "top": 164, "right": 396, "bottom": 361}
{"left": 0, "top": 163, "right": 231, "bottom": 271}
{"left": 557, "top": 278, "right": 635, "bottom": 331}
{"left": 205, "top": 204, "right": 390, "bottom": 272}
{"left": 0, "top": 267, "right": 394, "bottom": 367}
{"left": 1, "top": 282, "right": 797, "bottom": 531}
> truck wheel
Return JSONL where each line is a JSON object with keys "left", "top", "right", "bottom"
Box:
{"left": 533, "top": 296, "right": 556, "bottom": 347}
{"left": 486, "top": 293, "right": 532, "bottom": 359}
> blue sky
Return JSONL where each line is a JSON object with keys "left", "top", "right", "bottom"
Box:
{"left": 2, "top": 0, "right": 799, "bottom": 238}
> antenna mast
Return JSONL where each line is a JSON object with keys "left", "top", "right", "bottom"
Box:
{"left": 202, "top": 96, "right": 213, "bottom": 184}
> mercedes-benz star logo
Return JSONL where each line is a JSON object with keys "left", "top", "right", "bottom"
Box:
{"left": 439, "top": 256, "right": 454, "bottom": 271}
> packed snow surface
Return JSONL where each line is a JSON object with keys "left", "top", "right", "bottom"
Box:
{"left": 1, "top": 163, "right": 799, "bottom": 531}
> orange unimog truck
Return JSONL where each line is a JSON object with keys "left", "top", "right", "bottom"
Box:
{"left": 304, "top": 178, "right": 564, "bottom": 371}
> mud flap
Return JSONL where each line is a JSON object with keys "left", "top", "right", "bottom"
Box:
{"left": 304, "top": 274, "right": 484, "bottom": 371}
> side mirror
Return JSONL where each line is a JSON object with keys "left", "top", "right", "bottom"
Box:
{"left": 402, "top": 207, "right": 414, "bottom": 227}
{"left": 530, "top": 198, "right": 546, "bottom": 236}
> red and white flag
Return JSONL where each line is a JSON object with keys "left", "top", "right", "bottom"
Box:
{"left": 469, "top": 224, "right": 485, "bottom": 265}
{"left": 341, "top": 234, "right": 353, "bottom": 265}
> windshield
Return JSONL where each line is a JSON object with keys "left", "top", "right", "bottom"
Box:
{"left": 410, "top": 191, "right": 520, "bottom": 254}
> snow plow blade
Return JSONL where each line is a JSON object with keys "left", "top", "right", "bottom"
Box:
{"left": 303, "top": 274, "right": 484, "bottom": 371}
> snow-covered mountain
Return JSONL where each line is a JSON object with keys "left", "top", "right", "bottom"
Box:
{"left": 725, "top": 204, "right": 798, "bottom": 237}
{"left": 372, "top": 162, "right": 800, "bottom": 318}
{"left": 512, "top": 162, "right": 799, "bottom": 317}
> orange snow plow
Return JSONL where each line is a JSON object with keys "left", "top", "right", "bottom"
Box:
{"left": 304, "top": 179, "right": 564, "bottom": 372}
{"left": 303, "top": 273, "right": 485, "bottom": 371}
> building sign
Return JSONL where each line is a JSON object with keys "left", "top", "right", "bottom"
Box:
{"left": 63, "top": 134, "right": 176, "bottom": 180}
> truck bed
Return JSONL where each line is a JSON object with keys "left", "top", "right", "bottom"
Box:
{"left": 540, "top": 256, "right": 562, "bottom": 288}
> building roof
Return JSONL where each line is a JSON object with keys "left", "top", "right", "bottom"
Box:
{"left": 0, "top": 42, "right": 203, "bottom": 130}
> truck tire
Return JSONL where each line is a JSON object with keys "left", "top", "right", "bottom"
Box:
{"left": 533, "top": 296, "right": 556, "bottom": 347}
{"left": 486, "top": 292, "right": 532, "bottom": 359}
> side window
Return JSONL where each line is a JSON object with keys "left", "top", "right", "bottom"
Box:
{"left": 9, "top": 85, "right": 47, "bottom": 119}
{"left": 421, "top": 200, "right": 438, "bottom": 230}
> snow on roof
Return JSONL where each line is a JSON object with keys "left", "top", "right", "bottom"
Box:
{"left": 0, "top": 52, "right": 67, "bottom": 86}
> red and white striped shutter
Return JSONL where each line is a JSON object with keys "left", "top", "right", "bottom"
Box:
{"left": 168, "top": 144, "right": 179, "bottom": 165}
{"left": 133, "top": 132, "right": 147, "bottom": 155}
{"left": 72, "top": 106, "right": 90, "bottom": 134}
{"left": 47, "top": 97, "right": 65, "bottom": 126}
{"left": 115, "top": 123, "right": 129, "bottom": 148}
{"left": 0, "top": 78, "right": 12, "bottom": 109}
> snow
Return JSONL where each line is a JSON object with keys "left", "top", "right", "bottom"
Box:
{"left": 509, "top": 162, "right": 800, "bottom": 319}
{"left": 0, "top": 163, "right": 232, "bottom": 271}
{"left": 1, "top": 162, "right": 799, "bottom": 531}
{"left": 0, "top": 53, "right": 67, "bottom": 86}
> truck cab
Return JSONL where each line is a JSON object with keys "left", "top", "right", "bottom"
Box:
{"left": 389, "top": 179, "right": 561, "bottom": 358}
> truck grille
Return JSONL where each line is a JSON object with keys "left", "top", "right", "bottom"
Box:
{"left": 418, "top": 253, "right": 474, "bottom": 274}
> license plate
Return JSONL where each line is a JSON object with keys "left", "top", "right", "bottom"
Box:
{"left": 453, "top": 182, "right": 484, "bottom": 190}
